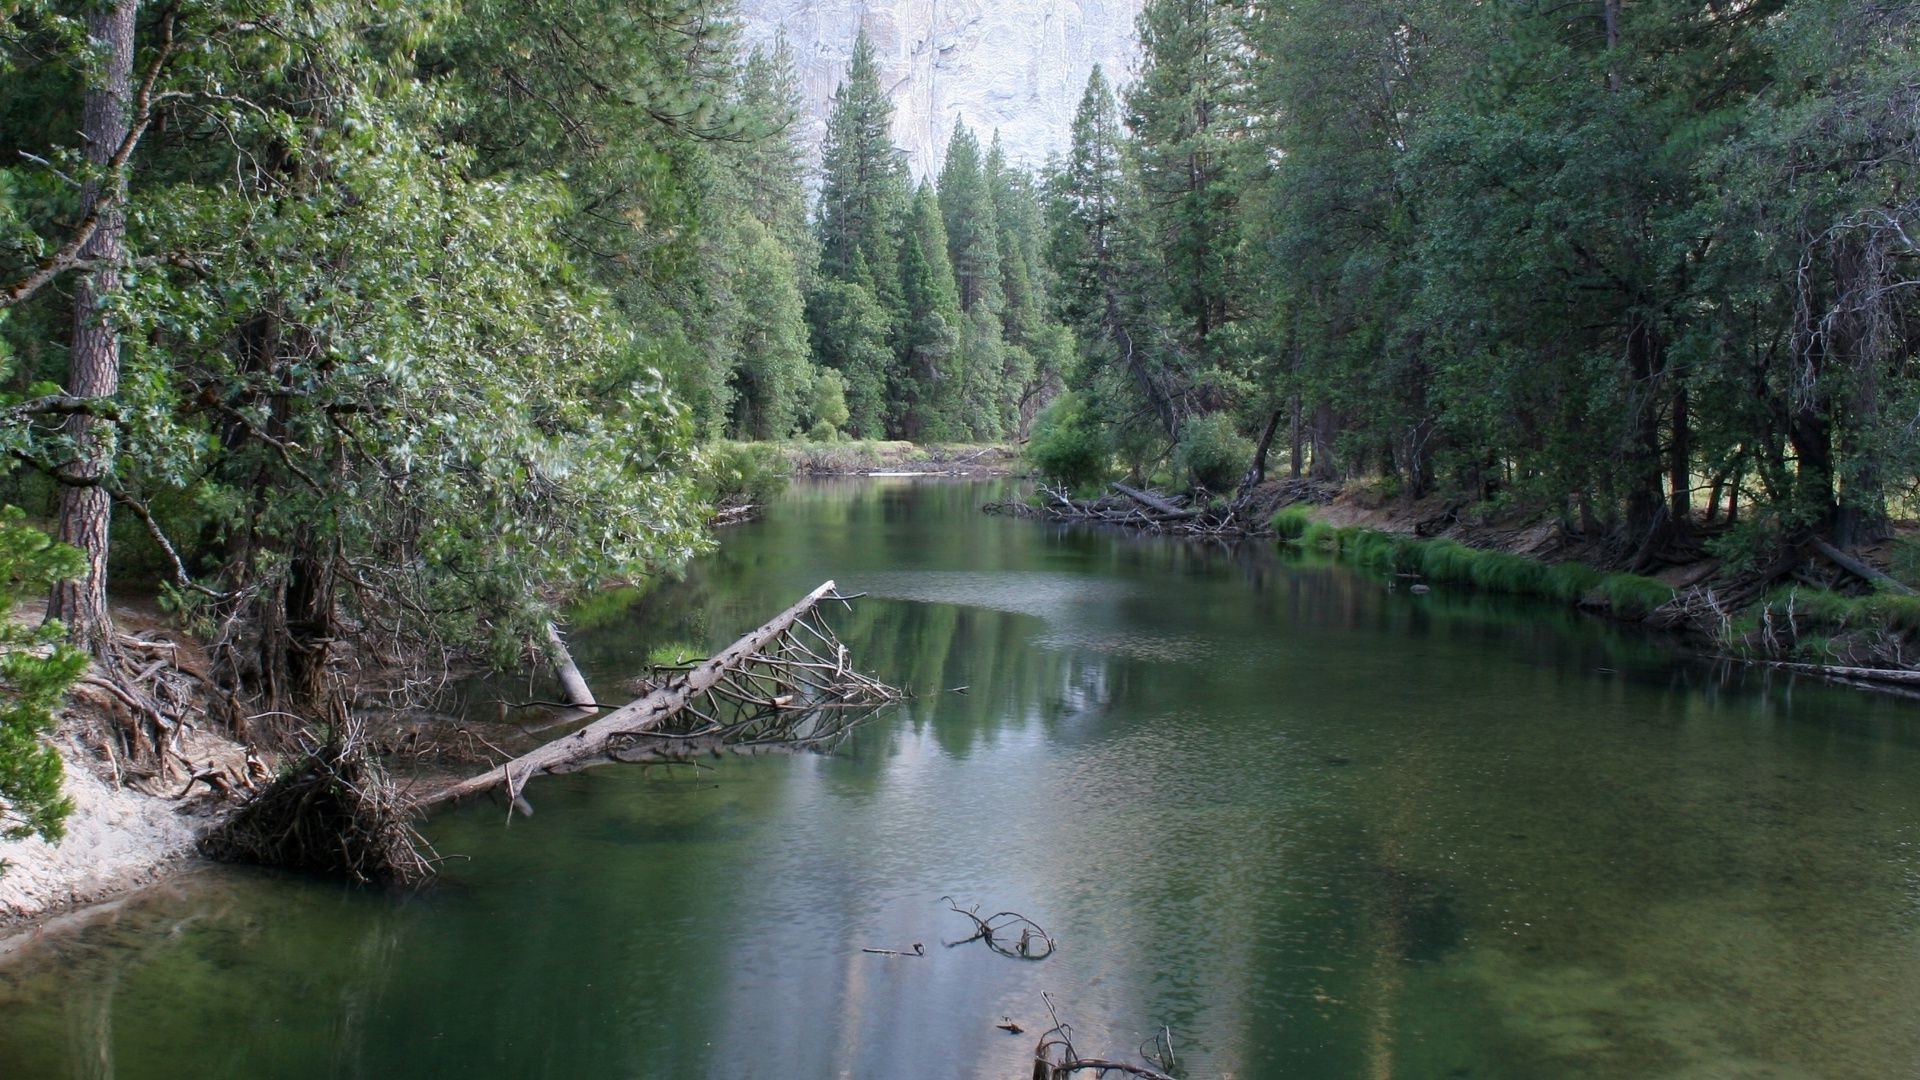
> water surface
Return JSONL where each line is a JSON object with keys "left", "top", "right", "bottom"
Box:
{"left": 3, "top": 478, "right": 1918, "bottom": 1078}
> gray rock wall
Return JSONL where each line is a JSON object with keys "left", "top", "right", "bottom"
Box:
{"left": 735, "top": 0, "right": 1142, "bottom": 180}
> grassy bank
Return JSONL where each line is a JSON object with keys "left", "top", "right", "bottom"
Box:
{"left": 1272, "top": 503, "right": 1920, "bottom": 670}
{"left": 1273, "top": 505, "right": 1677, "bottom": 619}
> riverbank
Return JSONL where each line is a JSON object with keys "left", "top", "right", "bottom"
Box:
{"left": 1262, "top": 480, "right": 1920, "bottom": 690}
{"left": 993, "top": 474, "right": 1919, "bottom": 691}
{"left": 0, "top": 733, "right": 209, "bottom": 931}
{"left": 777, "top": 440, "right": 1017, "bottom": 477}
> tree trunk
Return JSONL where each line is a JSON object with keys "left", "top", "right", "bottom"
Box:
{"left": 47, "top": 0, "right": 138, "bottom": 650}
{"left": 1667, "top": 381, "right": 1691, "bottom": 524}
{"left": 1236, "top": 408, "right": 1283, "bottom": 502}
{"left": 1288, "top": 393, "right": 1304, "bottom": 479}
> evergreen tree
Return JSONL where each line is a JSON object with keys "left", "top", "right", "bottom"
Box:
{"left": 817, "top": 30, "right": 909, "bottom": 297}
{"left": 939, "top": 120, "right": 1003, "bottom": 315}
{"left": 896, "top": 185, "right": 964, "bottom": 439}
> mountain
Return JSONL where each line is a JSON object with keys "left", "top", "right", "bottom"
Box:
{"left": 734, "top": 0, "right": 1143, "bottom": 179}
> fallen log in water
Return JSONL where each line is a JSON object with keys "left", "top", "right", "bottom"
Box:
{"left": 1765, "top": 660, "right": 1920, "bottom": 686}
{"left": 423, "top": 581, "right": 901, "bottom": 809}
{"left": 1109, "top": 481, "right": 1196, "bottom": 520}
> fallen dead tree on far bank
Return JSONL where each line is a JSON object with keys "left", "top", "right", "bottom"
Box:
{"left": 985, "top": 477, "right": 1338, "bottom": 538}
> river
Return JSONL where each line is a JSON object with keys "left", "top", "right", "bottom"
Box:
{"left": 2, "top": 478, "right": 1917, "bottom": 1078}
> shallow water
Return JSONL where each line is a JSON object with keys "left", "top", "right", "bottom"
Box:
{"left": 3, "top": 478, "right": 1918, "bottom": 1078}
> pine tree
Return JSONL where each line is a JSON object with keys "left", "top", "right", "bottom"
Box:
{"left": 1126, "top": 0, "right": 1253, "bottom": 354}
{"left": 817, "top": 30, "right": 909, "bottom": 292}
{"left": 939, "top": 120, "right": 1002, "bottom": 315}
{"left": 895, "top": 184, "right": 964, "bottom": 439}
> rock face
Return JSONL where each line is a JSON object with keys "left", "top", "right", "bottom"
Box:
{"left": 735, "top": 0, "right": 1143, "bottom": 180}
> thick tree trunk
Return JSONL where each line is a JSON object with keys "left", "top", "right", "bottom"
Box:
{"left": 47, "top": 0, "right": 138, "bottom": 650}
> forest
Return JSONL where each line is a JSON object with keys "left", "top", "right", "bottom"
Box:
{"left": 1, "top": 0, "right": 1917, "bottom": 849}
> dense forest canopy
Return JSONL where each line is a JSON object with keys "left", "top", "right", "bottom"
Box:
{"left": 1040, "top": 0, "right": 1920, "bottom": 567}
{"left": 0, "top": 1, "right": 1917, "bottom": 839}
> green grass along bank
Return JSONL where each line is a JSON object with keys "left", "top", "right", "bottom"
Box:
{"left": 1270, "top": 505, "right": 1920, "bottom": 678}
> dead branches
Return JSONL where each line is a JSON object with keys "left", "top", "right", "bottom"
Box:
{"left": 1032, "top": 994, "right": 1179, "bottom": 1080}
{"left": 425, "top": 581, "right": 902, "bottom": 809}
{"left": 942, "top": 896, "right": 1056, "bottom": 960}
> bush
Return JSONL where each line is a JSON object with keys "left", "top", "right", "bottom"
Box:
{"left": 1172, "top": 413, "right": 1253, "bottom": 492}
{"left": 697, "top": 442, "right": 791, "bottom": 507}
{"left": 1271, "top": 505, "right": 1314, "bottom": 539}
{"left": 1025, "top": 393, "right": 1111, "bottom": 490}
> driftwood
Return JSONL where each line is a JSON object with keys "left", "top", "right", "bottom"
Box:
{"left": 942, "top": 896, "right": 1056, "bottom": 960}
{"left": 424, "top": 581, "right": 900, "bottom": 809}
{"left": 1110, "top": 482, "right": 1197, "bottom": 520}
{"left": 1031, "top": 993, "right": 1178, "bottom": 1080}
{"left": 991, "top": 484, "right": 1248, "bottom": 537}
{"left": 1765, "top": 661, "right": 1920, "bottom": 686}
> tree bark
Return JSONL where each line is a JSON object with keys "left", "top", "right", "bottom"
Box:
{"left": 47, "top": 0, "right": 139, "bottom": 650}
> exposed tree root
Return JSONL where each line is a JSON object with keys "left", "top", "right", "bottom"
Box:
{"left": 201, "top": 720, "right": 435, "bottom": 885}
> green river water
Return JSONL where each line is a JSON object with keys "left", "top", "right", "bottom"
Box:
{"left": 3, "top": 478, "right": 1918, "bottom": 1078}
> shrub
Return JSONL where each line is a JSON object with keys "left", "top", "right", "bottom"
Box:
{"left": 1025, "top": 393, "right": 1111, "bottom": 490}
{"left": 698, "top": 442, "right": 791, "bottom": 507}
{"left": 1172, "top": 413, "right": 1254, "bottom": 492}
{"left": 1271, "top": 505, "right": 1314, "bottom": 539}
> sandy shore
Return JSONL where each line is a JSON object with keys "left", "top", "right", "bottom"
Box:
{"left": 0, "top": 736, "right": 214, "bottom": 933}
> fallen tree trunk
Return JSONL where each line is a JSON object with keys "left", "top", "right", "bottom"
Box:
{"left": 424, "top": 581, "right": 896, "bottom": 808}
{"left": 544, "top": 622, "right": 598, "bottom": 711}
{"left": 1809, "top": 536, "right": 1915, "bottom": 596}
{"left": 1766, "top": 661, "right": 1920, "bottom": 686}
{"left": 1110, "top": 482, "right": 1195, "bottom": 520}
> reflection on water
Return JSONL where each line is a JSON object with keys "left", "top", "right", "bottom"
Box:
{"left": 2, "top": 478, "right": 1918, "bottom": 1078}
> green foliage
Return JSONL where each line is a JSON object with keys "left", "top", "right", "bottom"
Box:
{"left": 1890, "top": 537, "right": 1920, "bottom": 590}
{"left": 805, "top": 369, "right": 852, "bottom": 441}
{"left": 1171, "top": 413, "right": 1252, "bottom": 492}
{"left": 1600, "top": 575, "right": 1677, "bottom": 619}
{"left": 1756, "top": 587, "right": 1920, "bottom": 639}
{"left": 1024, "top": 393, "right": 1111, "bottom": 490}
{"left": 1270, "top": 505, "right": 1314, "bottom": 539}
{"left": 646, "top": 641, "right": 706, "bottom": 668}
{"left": 697, "top": 443, "right": 792, "bottom": 508}
{"left": 0, "top": 508, "right": 83, "bottom": 845}
{"left": 1542, "top": 562, "right": 1607, "bottom": 605}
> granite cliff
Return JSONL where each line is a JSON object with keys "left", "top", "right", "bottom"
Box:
{"left": 734, "top": 0, "right": 1142, "bottom": 179}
